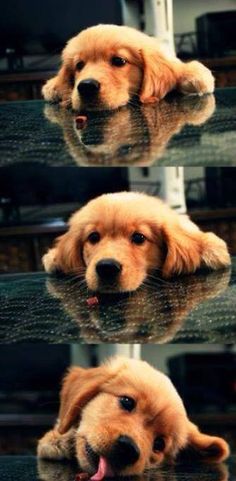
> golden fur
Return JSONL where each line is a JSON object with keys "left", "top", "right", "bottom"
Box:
{"left": 42, "top": 24, "right": 214, "bottom": 111}
{"left": 38, "top": 357, "right": 229, "bottom": 476}
{"left": 42, "top": 192, "right": 230, "bottom": 293}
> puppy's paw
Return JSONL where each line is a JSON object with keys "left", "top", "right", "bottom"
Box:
{"left": 42, "top": 248, "right": 58, "bottom": 273}
{"left": 202, "top": 233, "right": 231, "bottom": 269}
{"left": 42, "top": 77, "right": 61, "bottom": 102}
{"left": 37, "top": 429, "right": 74, "bottom": 460}
{"left": 178, "top": 61, "right": 215, "bottom": 96}
{"left": 185, "top": 95, "right": 216, "bottom": 126}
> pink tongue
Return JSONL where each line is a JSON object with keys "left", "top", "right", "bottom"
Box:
{"left": 90, "top": 457, "right": 114, "bottom": 481}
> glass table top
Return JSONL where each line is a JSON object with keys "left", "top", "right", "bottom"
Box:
{"left": 0, "top": 456, "right": 235, "bottom": 481}
{"left": 0, "top": 88, "right": 236, "bottom": 167}
{"left": 0, "top": 258, "right": 236, "bottom": 344}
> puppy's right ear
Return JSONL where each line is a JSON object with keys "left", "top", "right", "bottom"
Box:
{"left": 42, "top": 40, "right": 75, "bottom": 104}
{"left": 139, "top": 48, "right": 177, "bottom": 103}
{"left": 58, "top": 365, "right": 112, "bottom": 434}
{"left": 42, "top": 231, "right": 83, "bottom": 274}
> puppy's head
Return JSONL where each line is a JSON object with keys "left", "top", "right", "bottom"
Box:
{"left": 43, "top": 192, "right": 230, "bottom": 293}
{"left": 57, "top": 357, "right": 229, "bottom": 477}
{"left": 60, "top": 24, "right": 178, "bottom": 111}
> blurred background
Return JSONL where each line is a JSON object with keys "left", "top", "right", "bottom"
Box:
{"left": 0, "top": 0, "right": 236, "bottom": 102}
{"left": 0, "top": 166, "right": 236, "bottom": 274}
{"left": 0, "top": 344, "right": 235, "bottom": 456}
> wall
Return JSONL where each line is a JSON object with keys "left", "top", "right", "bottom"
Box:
{"left": 173, "top": 0, "right": 236, "bottom": 34}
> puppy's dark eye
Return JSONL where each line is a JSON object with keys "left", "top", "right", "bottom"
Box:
{"left": 153, "top": 437, "right": 165, "bottom": 452}
{"left": 119, "top": 396, "right": 136, "bottom": 412}
{"left": 111, "top": 56, "right": 127, "bottom": 67}
{"left": 131, "top": 232, "right": 146, "bottom": 245}
{"left": 76, "top": 61, "right": 85, "bottom": 71}
{"left": 87, "top": 231, "right": 100, "bottom": 244}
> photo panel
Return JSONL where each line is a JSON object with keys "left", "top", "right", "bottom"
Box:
{"left": 1, "top": 1, "right": 236, "bottom": 480}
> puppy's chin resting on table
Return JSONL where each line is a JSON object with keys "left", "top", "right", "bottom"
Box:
{"left": 42, "top": 24, "right": 214, "bottom": 112}
{"left": 42, "top": 192, "right": 230, "bottom": 293}
{"left": 38, "top": 357, "right": 229, "bottom": 478}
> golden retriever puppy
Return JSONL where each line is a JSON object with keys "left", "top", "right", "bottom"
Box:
{"left": 44, "top": 94, "right": 215, "bottom": 166}
{"left": 42, "top": 24, "right": 214, "bottom": 111}
{"left": 42, "top": 192, "right": 230, "bottom": 293}
{"left": 38, "top": 357, "right": 229, "bottom": 478}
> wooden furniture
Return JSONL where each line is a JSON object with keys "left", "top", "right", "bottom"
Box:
{"left": 191, "top": 207, "right": 236, "bottom": 255}
{"left": 201, "top": 56, "right": 236, "bottom": 88}
{"left": 0, "top": 70, "right": 55, "bottom": 101}
{"left": 0, "top": 222, "right": 66, "bottom": 273}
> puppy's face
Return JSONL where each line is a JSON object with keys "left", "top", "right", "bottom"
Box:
{"left": 66, "top": 26, "right": 143, "bottom": 111}
{"left": 53, "top": 193, "right": 167, "bottom": 293}
{"left": 57, "top": 358, "right": 229, "bottom": 477}
{"left": 82, "top": 219, "right": 162, "bottom": 293}
{"left": 76, "top": 379, "right": 186, "bottom": 475}
{"left": 62, "top": 25, "right": 178, "bottom": 111}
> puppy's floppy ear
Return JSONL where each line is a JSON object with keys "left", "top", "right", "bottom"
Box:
{"left": 185, "top": 422, "right": 229, "bottom": 463}
{"left": 42, "top": 42, "right": 75, "bottom": 104}
{"left": 42, "top": 230, "right": 83, "bottom": 274}
{"left": 55, "top": 62, "right": 74, "bottom": 91}
{"left": 161, "top": 221, "right": 230, "bottom": 278}
{"left": 139, "top": 47, "right": 177, "bottom": 103}
{"left": 58, "top": 365, "right": 112, "bottom": 434}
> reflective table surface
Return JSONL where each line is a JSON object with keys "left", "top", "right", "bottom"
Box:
{"left": 0, "top": 456, "right": 235, "bottom": 481}
{"left": 0, "top": 88, "right": 236, "bottom": 166}
{"left": 1, "top": 258, "right": 236, "bottom": 344}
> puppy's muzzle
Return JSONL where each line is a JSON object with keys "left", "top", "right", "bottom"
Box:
{"left": 78, "top": 79, "right": 100, "bottom": 99}
{"left": 96, "top": 258, "right": 122, "bottom": 283}
{"left": 108, "top": 435, "right": 140, "bottom": 469}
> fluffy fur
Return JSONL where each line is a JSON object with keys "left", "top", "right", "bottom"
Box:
{"left": 42, "top": 192, "right": 230, "bottom": 293}
{"left": 42, "top": 24, "right": 214, "bottom": 111}
{"left": 38, "top": 357, "right": 229, "bottom": 476}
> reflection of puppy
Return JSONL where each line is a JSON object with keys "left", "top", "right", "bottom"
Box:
{"left": 42, "top": 192, "right": 230, "bottom": 293}
{"left": 42, "top": 25, "right": 214, "bottom": 111}
{"left": 38, "top": 459, "right": 77, "bottom": 481}
{"left": 46, "top": 268, "right": 231, "bottom": 344}
{"left": 38, "top": 357, "right": 229, "bottom": 478}
{"left": 37, "top": 458, "right": 229, "bottom": 481}
{"left": 44, "top": 93, "right": 215, "bottom": 166}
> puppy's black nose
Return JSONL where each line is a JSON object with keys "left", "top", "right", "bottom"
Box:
{"left": 96, "top": 258, "right": 122, "bottom": 282}
{"left": 78, "top": 79, "right": 100, "bottom": 98}
{"left": 109, "top": 435, "right": 140, "bottom": 469}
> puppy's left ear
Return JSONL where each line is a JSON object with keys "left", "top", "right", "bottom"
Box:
{"left": 139, "top": 48, "right": 177, "bottom": 103}
{"left": 186, "top": 422, "right": 230, "bottom": 463}
{"left": 58, "top": 365, "right": 112, "bottom": 434}
{"left": 161, "top": 222, "right": 230, "bottom": 277}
